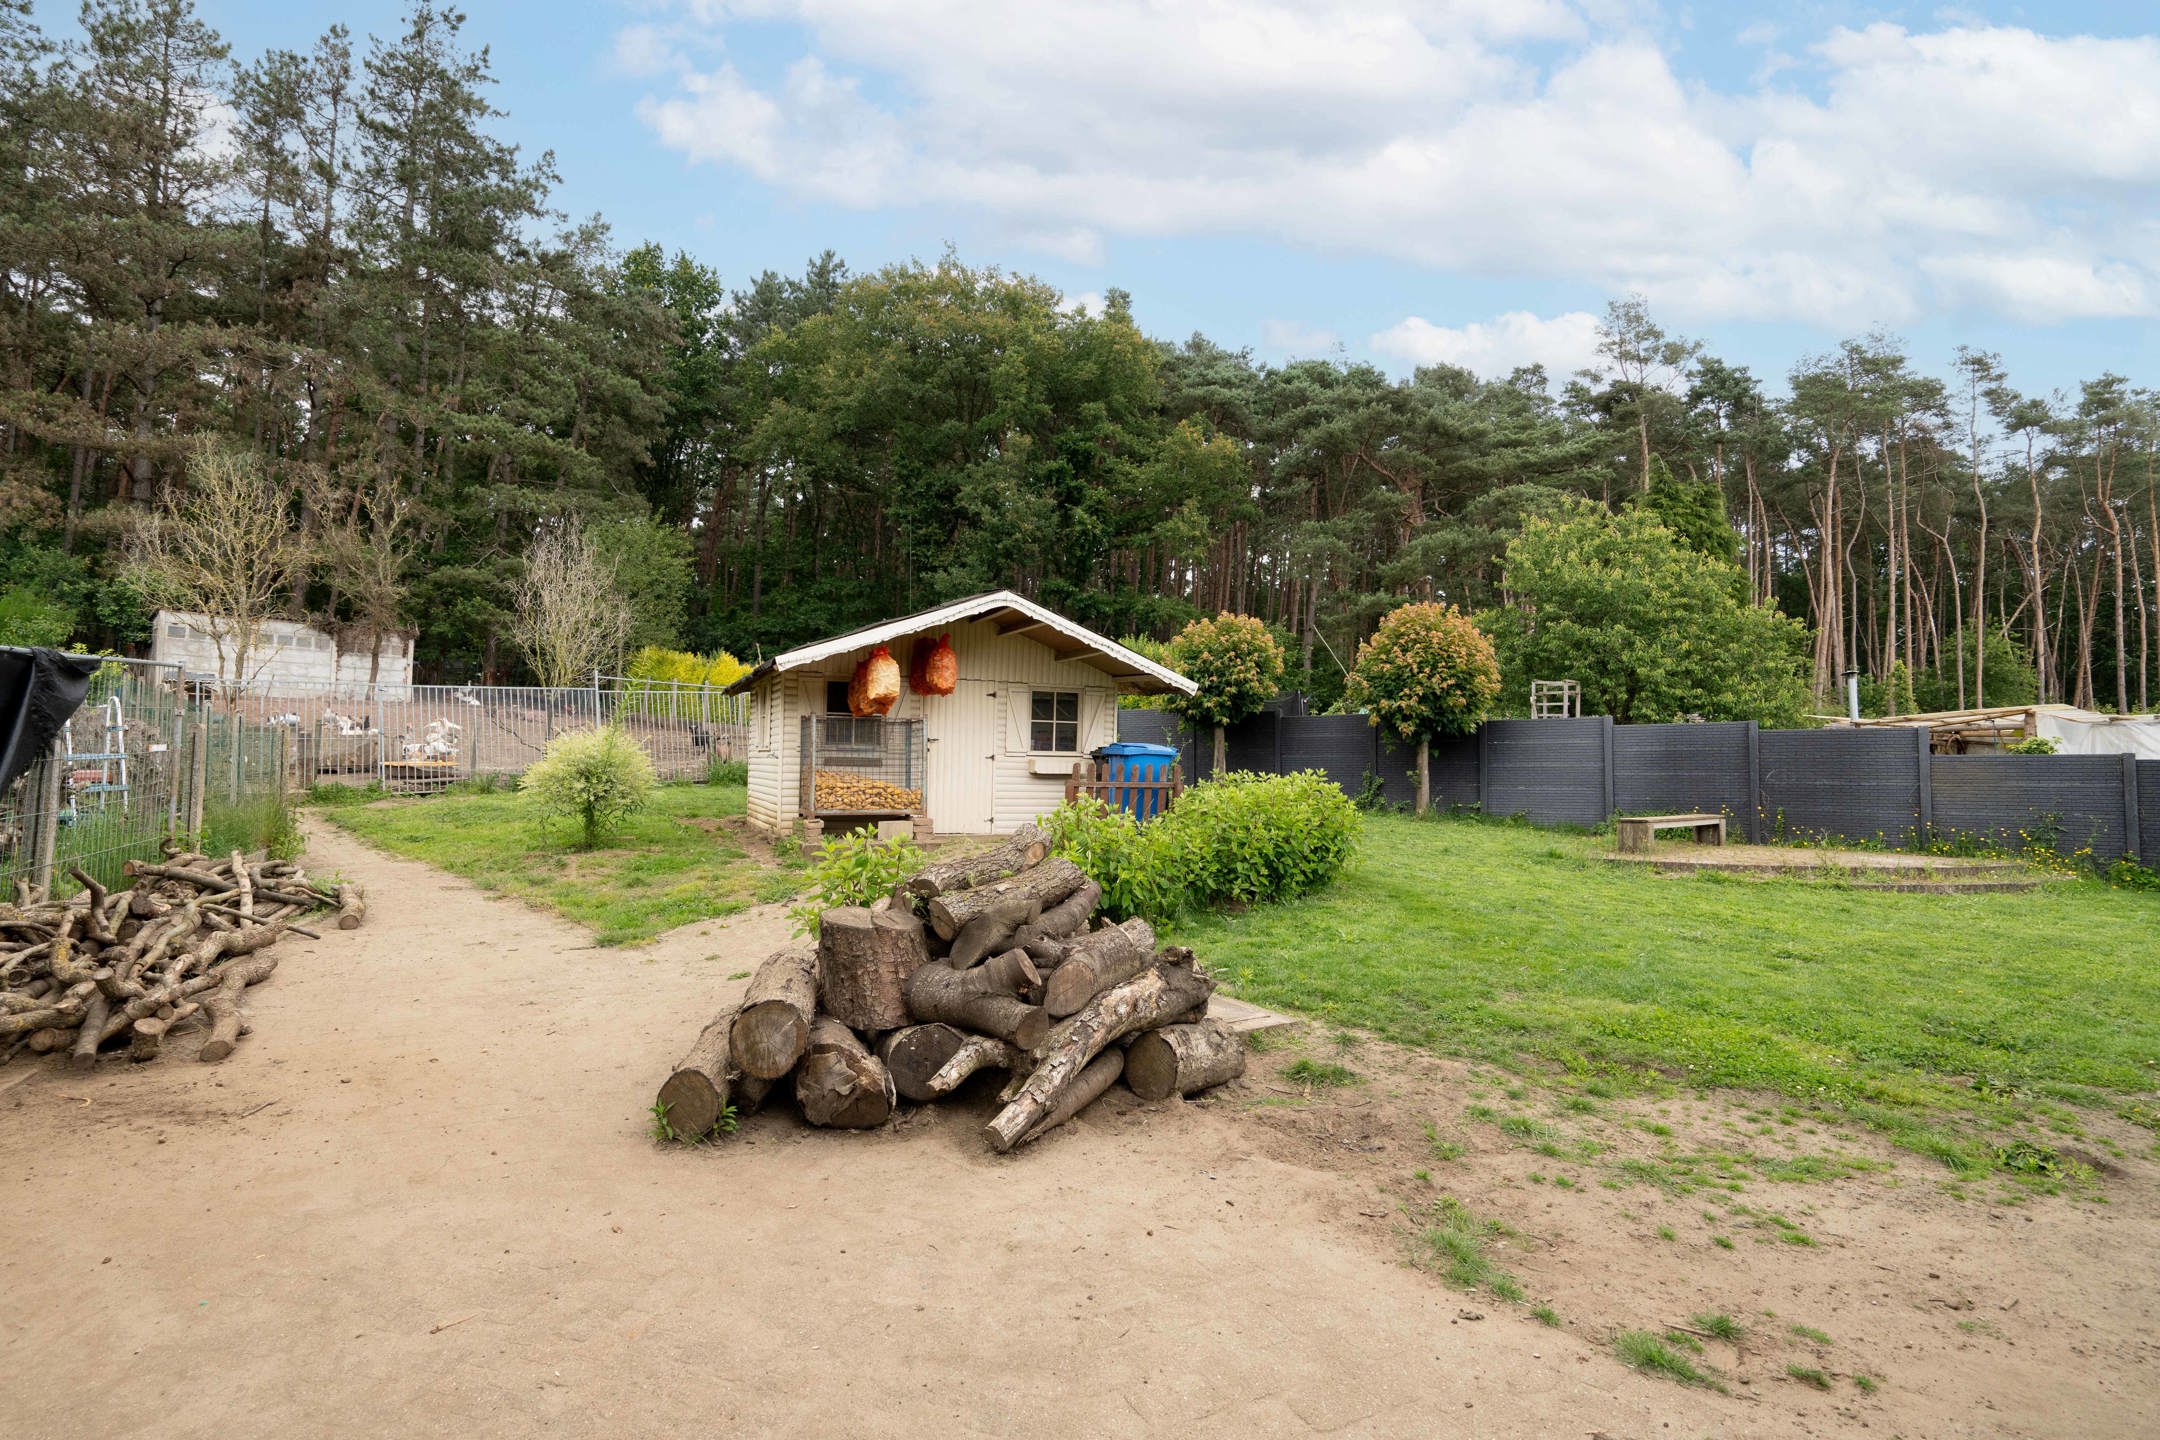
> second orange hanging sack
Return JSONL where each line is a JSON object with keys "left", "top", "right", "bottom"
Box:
{"left": 848, "top": 645, "right": 901, "bottom": 717}
{"left": 910, "top": 634, "right": 957, "bottom": 696}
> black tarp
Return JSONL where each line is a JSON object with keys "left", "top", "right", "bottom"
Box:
{"left": 0, "top": 647, "right": 102, "bottom": 792}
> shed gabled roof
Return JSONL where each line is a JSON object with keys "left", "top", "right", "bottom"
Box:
{"left": 723, "top": 590, "right": 1196, "bottom": 697}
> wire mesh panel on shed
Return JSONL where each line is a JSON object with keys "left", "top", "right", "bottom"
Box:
{"left": 802, "top": 715, "right": 927, "bottom": 816}
{"left": 1759, "top": 728, "right": 1922, "bottom": 845}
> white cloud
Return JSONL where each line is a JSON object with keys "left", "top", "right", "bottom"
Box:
{"left": 628, "top": 5, "right": 2160, "bottom": 327}
{"left": 1369, "top": 310, "right": 1604, "bottom": 378}
{"left": 1259, "top": 318, "right": 1341, "bottom": 354}
{"left": 1061, "top": 290, "right": 1105, "bottom": 318}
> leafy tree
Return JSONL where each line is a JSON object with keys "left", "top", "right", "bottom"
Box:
{"left": 1636, "top": 457, "right": 1738, "bottom": 566}
{"left": 508, "top": 521, "right": 632, "bottom": 686}
{"left": 1342, "top": 602, "right": 1500, "bottom": 814}
{"left": 1165, "top": 613, "right": 1284, "bottom": 777}
{"left": 521, "top": 725, "right": 654, "bottom": 849}
{"left": 1479, "top": 502, "right": 1812, "bottom": 727}
{"left": 592, "top": 516, "right": 694, "bottom": 653}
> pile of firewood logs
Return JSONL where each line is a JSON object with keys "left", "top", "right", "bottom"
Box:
{"left": 658, "top": 823, "right": 1247, "bottom": 1152}
{"left": 0, "top": 847, "right": 365, "bottom": 1068}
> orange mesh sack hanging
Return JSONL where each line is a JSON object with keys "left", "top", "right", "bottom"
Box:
{"left": 848, "top": 645, "right": 901, "bottom": 717}
{"left": 912, "top": 633, "right": 957, "bottom": 696}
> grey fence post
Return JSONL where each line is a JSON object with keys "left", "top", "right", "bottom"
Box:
{"left": 1745, "top": 721, "right": 1763, "bottom": 843}
{"left": 1474, "top": 722, "right": 1489, "bottom": 814}
{"left": 188, "top": 707, "right": 209, "bottom": 850}
{"left": 1600, "top": 715, "right": 1617, "bottom": 822}
{"left": 2123, "top": 753, "right": 2142, "bottom": 863}
{"left": 1914, "top": 727, "right": 1933, "bottom": 846}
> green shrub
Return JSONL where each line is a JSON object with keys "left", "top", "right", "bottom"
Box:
{"left": 706, "top": 756, "right": 749, "bottom": 787}
{"left": 521, "top": 726, "right": 657, "bottom": 849}
{"left": 1042, "top": 771, "right": 1360, "bottom": 922}
{"left": 1039, "top": 797, "right": 1180, "bottom": 922}
{"left": 1154, "top": 771, "right": 1361, "bottom": 909}
{"left": 2005, "top": 735, "right": 2059, "bottom": 755}
{"left": 788, "top": 829, "right": 926, "bottom": 936}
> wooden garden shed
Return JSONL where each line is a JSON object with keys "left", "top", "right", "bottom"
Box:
{"left": 724, "top": 591, "right": 1194, "bottom": 838}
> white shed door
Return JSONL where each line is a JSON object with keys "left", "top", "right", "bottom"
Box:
{"left": 924, "top": 680, "right": 996, "bottom": 835}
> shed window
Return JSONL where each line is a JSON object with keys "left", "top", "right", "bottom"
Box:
{"left": 166, "top": 622, "right": 189, "bottom": 640}
{"left": 1030, "top": 690, "right": 1080, "bottom": 753}
{"left": 823, "top": 680, "right": 876, "bottom": 747}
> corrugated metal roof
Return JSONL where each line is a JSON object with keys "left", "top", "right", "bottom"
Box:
{"left": 723, "top": 590, "right": 1196, "bottom": 697}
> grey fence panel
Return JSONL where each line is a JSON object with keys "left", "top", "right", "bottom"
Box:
{"left": 1279, "top": 714, "right": 1377, "bottom": 795}
{"left": 1368, "top": 733, "right": 1480, "bottom": 808}
{"left": 2140, "top": 761, "right": 2160, "bottom": 865}
{"left": 1932, "top": 754, "right": 2133, "bottom": 860}
{"left": 1614, "top": 722, "right": 1754, "bottom": 831}
{"left": 1483, "top": 717, "right": 1608, "bottom": 826}
{"left": 1759, "top": 729, "right": 1923, "bottom": 844}
{"left": 1112, "top": 708, "right": 1192, "bottom": 771}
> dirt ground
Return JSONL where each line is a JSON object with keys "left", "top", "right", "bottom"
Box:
{"left": 3, "top": 821, "right": 2155, "bottom": 1439}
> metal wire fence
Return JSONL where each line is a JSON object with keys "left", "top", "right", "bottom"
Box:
{"left": 216, "top": 674, "right": 748, "bottom": 789}
{"left": 3, "top": 657, "right": 190, "bottom": 900}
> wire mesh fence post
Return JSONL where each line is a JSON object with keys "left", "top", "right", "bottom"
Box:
{"left": 188, "top": 706, "right": 209, "bottom": 850}
{"left": 29, "top": 737, "right": 63, "bottom": 900}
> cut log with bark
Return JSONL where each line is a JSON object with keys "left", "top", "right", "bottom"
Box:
{"left": 1124, "top": 1019, "right": 1247, "bottom": 1101}
{"left": 904, "top": 959, "right": 1048, "bottom": 1050}
{"left": 1012, "top": 878, "right": 1099, "bottom": 953}
{"left": 985, "top": 956, "right": 1213, "bottom": 1153}
{"left": 924, "top": 1033, "right": 1026, "bottom": 1097}
{"left": 194, "top": 953, "right": 278, "bottom": 1063}
{"left": 1041, "top": 917, "right": 1158, "bottom": 1017}
{"left": 816, "top": 907, "right": 929, "bottom": 1031}
{"left": 878, "top": 1023, "right": 969, "bottom": 1103}
{"left": 901, "top": 822, "right": 1048, "bottom": 902}
{"left": 656, "top": 1005, "right": 741, "bottom": 1140}
{"left": 795, "top": 1018, "right": 895, "bottom": 1129}
{"left": 947, "top": 893, "right": 1041, "bottom": 970}
{"left": 1025, "top": 1049, "right": 1125, "bottom": 1142}
{"left": 729, "top": 946, "right": 819, "bottom": 1079}
{"left": 334, "top": 884, "right": 368, "bottom": 930}
{"left": 925, "top": 857, "right": 1087, "bottom": 941}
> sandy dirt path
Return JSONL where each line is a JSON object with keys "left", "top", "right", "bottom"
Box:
{"left": 2, "top": 819, "right": 2153, "bottom": 1438}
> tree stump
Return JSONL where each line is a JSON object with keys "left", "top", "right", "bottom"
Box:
{"left": 1124, "top": 1019, "right": 1247, "bottom": 1100}
{"left": 925, "top": 858, "right": 1086, "bottom": 941}
{"left": 1042, "top": 918, "right": 1157, "bottom": 1017}
{"left": 730, "top": 945, "right": 819, "bottom": 1078}
{"left": 817, "top": 907, "right": 929, "bottom": 1030}
{"left": 796, "top": 1018, "right": 896, "bottom": 1128}
{"left": 656, "top": 1005, "right": 741, "bottom": 1140}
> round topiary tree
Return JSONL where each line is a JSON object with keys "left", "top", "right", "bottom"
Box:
{"left": 1344, "top": 602, "right": 1501, "bottom": 815}
{"left": 1165, "top": 613, "right": 1286, "bottom": 779}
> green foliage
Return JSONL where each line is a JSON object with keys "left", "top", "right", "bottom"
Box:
{"left": 1636, "top": 457, "right": 1739, "bottom": 565}
{"left": 203, "top": 790, "right": 302, "bottom": 862}
{"left": 1164, "top": 613, "right": 1284, "bottom": 730}
{"left": 2005, "top": 735, "right": 2059, "bottom": 756}
{"left": 1041, "top": 771, "right": 1361, "bottom": 922}
{"left": 1479, "top": 501, "right": 1813, "bottom": 726}
{"left": 591, "top": 518, "right": 695, "bottom": 653}
{"left": 706, "top": 756, "right": 749, "bottom": 786}
{"left": 651, "top": 1096, "right": 734, "bottom": 1142}
{"left": 1408, "top": 1194, "right": 1520, "bottom": 1300}
{"left": 625, "top": 645, "right": 751, "bottom": 690}
{"left": 1615, "top": 1330, "right": 1716, "bottom": 1387}
{"left": 787, "top": 829, "right": 926, "bottom": 936}
{"left": 1913, "top": 629, "right": 2040, "bottom": 711}
{"left": 1284, "top": 1058, "right": 1362, "bottom": 1087}
{"left": 1343, "top": 602, "right": 1501, "bottom": 745}
{"left": 521, "top": 726, "right": 658, "bottom": 849}
{"left": 0, "top": 585, "right": 73, "bottom": 647}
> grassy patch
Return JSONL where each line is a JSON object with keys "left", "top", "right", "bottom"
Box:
{"left": 1788, "top": 1323, "right": 1832, "bottom": 1345}
{"left": 1407, "top": 1195, "right": 1520, "bottom": 1301}
{"left": 316, "top": 781, "right": 765, "bottom": 945}
{"left": 1691, "top": 1311, "right": 1745, "bottom": 1342}
{"left": 1283, "top": 1057, "right": 1363, "bottom": 1088}
{"left": 1181, "top": 814, "right": 2160, "bottom": 1168}
{"left": 1786, "top": 1363, "right": 1833, "bottom": 1390}
{"left": 1614, "top": 1329, "right": 1717, "bottom": 1388}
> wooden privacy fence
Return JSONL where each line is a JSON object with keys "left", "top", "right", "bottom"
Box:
{"left": 1063, "top": 754, "right": 1184, "bottom": 820}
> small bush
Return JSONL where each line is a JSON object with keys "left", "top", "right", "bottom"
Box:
{"left": 2004, "top": 734, "right": 2059, "bottom": 755}
{"left": 706, "top": 756, "right": 749, "bottom": 787}
{"left": 521, "top": 725, "right": 657, "bottom": 849}
{"left": 1041, "top": 771, "right": 1360, "bottom": 922}
{"left": 788, "top": 829, "right": 926, "bottom": 936}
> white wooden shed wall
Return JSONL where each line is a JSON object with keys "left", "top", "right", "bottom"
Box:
{"left": 744, "top": 615, "right": 1120, "bottom": 836}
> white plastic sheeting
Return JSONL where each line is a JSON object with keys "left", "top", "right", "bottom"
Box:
{"left": 2035, "top": 708, "right": 2160, "bottom": 759}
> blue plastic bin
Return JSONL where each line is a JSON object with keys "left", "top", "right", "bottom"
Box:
{"left": 1093, "top": 741, "right": 1180, "bottom": 821}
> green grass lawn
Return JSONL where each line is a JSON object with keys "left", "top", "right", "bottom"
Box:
{"left": 314, "top": 781, "right": 796, "bottom": 945}
{"left": 1182, "top": 815, "right": 2160, "bottom": 1171}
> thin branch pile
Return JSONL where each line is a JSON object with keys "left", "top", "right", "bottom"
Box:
{"left": 656, "top": 822, "right": 1245, "bottom": 1152}
{"left": 0, "top": 846, "right": 366, "bottom": 1069}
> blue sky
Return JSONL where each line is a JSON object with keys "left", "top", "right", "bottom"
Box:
{"left": 72, "top": 2, "right": 2160, "bottom": 398}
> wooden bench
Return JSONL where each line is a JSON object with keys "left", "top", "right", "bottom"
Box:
{"left": 1615, "top": 812, "right": 1726, "bottom": 854}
